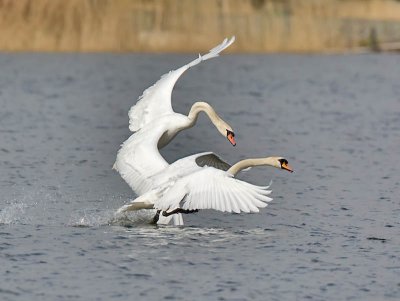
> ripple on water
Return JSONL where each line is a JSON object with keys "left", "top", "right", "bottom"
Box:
{"left": 2, "top": 53, "right": 400, "bottom": 301}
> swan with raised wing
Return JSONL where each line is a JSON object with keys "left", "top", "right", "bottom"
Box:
{"left": 113, "top": 37, "right": 236, "bottom": 197}
{"left": 117, "top": 152, "right": 293, "bottom": 225}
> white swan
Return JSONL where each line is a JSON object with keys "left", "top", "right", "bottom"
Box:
{"left": 117, "top": 153, "right": 293, "bottom": 225}
{"left": 113, "top": 37, "right": 236, "bottom": 196}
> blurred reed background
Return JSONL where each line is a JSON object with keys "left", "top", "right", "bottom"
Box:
{"left": 0, "top": 0, "right": 400, "bottom": 53}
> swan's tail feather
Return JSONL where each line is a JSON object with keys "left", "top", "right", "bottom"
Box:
{"left": 117, "top": 201, "right": 154, "bottom": 213}
{"left": 116, "top": 192, "right": 158, "bottom": 214}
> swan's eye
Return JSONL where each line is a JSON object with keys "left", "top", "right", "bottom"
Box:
{"left": 278, "top": 158, "right": 288, "bottom": 166}
{"left": 226, "top": 130, "right": 235, "bottom": 137}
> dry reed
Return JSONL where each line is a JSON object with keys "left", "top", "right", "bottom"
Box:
{"left": 0, "top": 0, "right": 399, "bottom": 52}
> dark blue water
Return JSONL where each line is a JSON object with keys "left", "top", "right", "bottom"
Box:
{"left": 0, "top": 53, "right": 399, "bottom": 300}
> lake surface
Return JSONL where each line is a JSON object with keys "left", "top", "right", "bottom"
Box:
{"left": 0, "top": 52, "right": 399, "bottom": 300}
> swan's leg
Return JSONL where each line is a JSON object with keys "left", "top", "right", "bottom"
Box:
{"left": 162, "top": 208, "right": 182, "bottom": 217}
{"left": 151, "top": 210, "right": 161, "bottom": 224}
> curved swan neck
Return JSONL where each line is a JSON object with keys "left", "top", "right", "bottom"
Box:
{"left": 227, "top": 157, "right": 279, "bottom": 176}
{"left": 187, "top": 102, "right": 227, "bottom": 133}
{"left": 158, "top": 101, "right": 231, "bottom": 149}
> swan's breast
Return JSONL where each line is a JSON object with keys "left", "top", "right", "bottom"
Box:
{"left": 157, "top": 114, "right": 190, "bottom": 149}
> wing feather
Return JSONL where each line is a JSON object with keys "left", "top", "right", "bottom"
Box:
{"left": 240, "top": 183, "right": 272, "bottom": 203}
{"left": 231, "top": 184, "right": 250, "bottom": 213}
{"left": 231, "top": 188, "right": 250, "bottom": 213}
{"left": 241, "top": 181, "right": 272, "bottom": 195}
{"left": 237, "top": 182, "right": 271, "bottom": 209}
{"left": 224, "top": 188, "right": 233, "bottom": 213}
{"left": 237, "top": 188, "right": 255, "bottom": 212}
{"left": 230, "top": 191, "right": 241, "bottom": 214}
{"left": 215, "top": 183, "right": 224, "bottom": 211}
{"left": 155, "top": 167, "right": 272, "bottom": 214}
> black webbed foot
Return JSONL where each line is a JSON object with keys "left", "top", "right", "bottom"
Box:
{"left": 162, "top": 208, "right": 199, "bottom": 217}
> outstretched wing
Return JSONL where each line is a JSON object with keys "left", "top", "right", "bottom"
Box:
{"left": 155, "top": 168, "right": 272, "bottom": 214}
{"left": 128, "top": 37, "right": 235, "bottom": 132}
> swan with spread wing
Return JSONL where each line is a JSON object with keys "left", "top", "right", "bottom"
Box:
{"left": 113, "top": 37, "right": 236, "bottom": 196}
{"left": 117, "top": 152, "right": 293, "bottom": 225}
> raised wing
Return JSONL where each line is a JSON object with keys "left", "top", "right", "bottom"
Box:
{"left": 155, "top": 168, "right": 272, "bottom": 214}
{"left": 128, "top": 37, "right": 235, "bottom": 132}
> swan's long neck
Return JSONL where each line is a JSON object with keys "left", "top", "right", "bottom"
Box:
{"left": 187, "top": 101, "right": 227, "bottom": 134}
{"left": 157, "top": 102, "right": 228, "bottom": 149}
{"left": 227, "top": 157, "right": 279, "bottom": 176}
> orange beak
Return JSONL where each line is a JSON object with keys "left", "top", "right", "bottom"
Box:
{"left": 281, "top": 162, "right": 294, "bottom": 173}
{"left": 227, "top": 132, "right": 236, "bottom": 146}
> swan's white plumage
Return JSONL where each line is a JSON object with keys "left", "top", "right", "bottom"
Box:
{"left": 114, "top": 37, "right": 235, "bottom": 198}
{"left": 114, "top": 123, "right": 169, "bottom": 195}
{"left": 153, "top": 167, "right": 272, "bottom": 214}
{"left": 117, "top": 151, "right": 274, "bottom": 224}
{"left": 128, "top": 37, "right": 235, "bottom": 132}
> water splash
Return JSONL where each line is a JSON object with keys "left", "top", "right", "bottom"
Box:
{"left": 0, "top": 189, "right": 62, "bottom": 225}
{"left": 68, "top": 208, "right": 115, "bottom": 227}
{"left": 67, "top": 208, "right": 157, "bottom": 227}
{"left": 109, "top": 209, "right": 157, "bottom": 227}
{"left": 0, "top": 202, "right": 29, "bottom": 224}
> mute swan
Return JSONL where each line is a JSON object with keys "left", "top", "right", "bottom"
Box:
{"left": 117, "top": 153, "right": 293, "bottom": 225}
{"left": 113, "top": 37, "right": 236, "bottom": 196}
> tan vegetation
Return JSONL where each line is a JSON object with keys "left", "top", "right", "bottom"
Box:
{"left": 0, "top": 0, "right": 400, "bottom": 53}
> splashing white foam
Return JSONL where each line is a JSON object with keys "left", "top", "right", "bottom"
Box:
{"left": 68, "top": 208, "right": 114, "bottom": 227}
{"left": 0, "top": 202, "right": 29, "bottom": 224}
{"left": 110, "top": 209, "right": 157, "bottom": 227}
{"left": 67, "top": 207, "right": 156, "bottom": 227}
